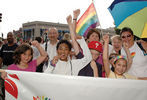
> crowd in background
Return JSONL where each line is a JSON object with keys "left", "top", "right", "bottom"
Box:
{"left": 0, "top": 9, "right": 147, "bottom": 100}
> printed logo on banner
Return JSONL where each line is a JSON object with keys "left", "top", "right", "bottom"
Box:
{"left": 5, "top": 74, "right": 19, "bottom": 99}
{"left": 33, "top": 96, "right": 51, "bottom": 100}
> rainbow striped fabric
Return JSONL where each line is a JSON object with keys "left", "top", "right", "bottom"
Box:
{"left": 76, "top": 3, "right": 99, "bottom": 37}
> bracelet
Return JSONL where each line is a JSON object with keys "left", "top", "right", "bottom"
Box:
{"left": 73, "top": 18, "right": 77, "bottom": 20}
{"left": 50, "top": 61, "right": 56, "bottom": 67}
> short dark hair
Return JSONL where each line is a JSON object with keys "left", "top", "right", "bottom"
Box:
{"left": 35, "top": 37, "right": 42, "bottom": 43}
{"left": 120, "top": 27, "right": 134, "bottom": 36}
{"left": 13, "top": 44, "right": 33, "bottom": 64}
{"left": 86, "top": 28, "right": 100, "bottom": 40}
{"left": 56, "top": 40, "right": 72, "bottom": 51}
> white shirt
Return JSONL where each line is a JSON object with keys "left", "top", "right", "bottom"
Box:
{"left": 43, "top": 41, "right": 58, "bottom": 61}
{"left": 31, "top": 44, "right": 42, "bottom": 60}
{"left": 121, "top": 42, "right": 147, "bottom": 77}
{"left": 108, "top": 44, "right": 116, "bottom": 55}
{"left": 44, "top": 37, "right": 92, "bottom": 76}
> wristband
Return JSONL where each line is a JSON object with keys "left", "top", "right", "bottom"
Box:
{"left": 73, "top": 18, "right": 77, "bottom": 20}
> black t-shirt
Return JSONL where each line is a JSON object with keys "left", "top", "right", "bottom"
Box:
{"left": 75, "top": 52, "right": 102, "bottom": 77}
{"left": 78, "top": 62, "right": 102, "bottom": 77}
{"left": 0, "top": 43, "right": 18, "bottom": 65}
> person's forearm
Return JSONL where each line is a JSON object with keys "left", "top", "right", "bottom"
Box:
{"left": 36, "top": 44, "right": 47, "bottom": 58}
{"left": 93, "top": 68, "right": 99, "bottom": 77}
{"left": 103, "top": 42, "right": 110, "bottom": 77}
{"left": 73, "top": 19, "right": 77, "bottom": 35}
{"left": 103, "top": 42, "right": 109, "bottom": 60}
{"left": 124, "top": 48, "right": 132, "bottom": 71}
{"left": 69, "top": 22, "right": 80, "bottom": 55}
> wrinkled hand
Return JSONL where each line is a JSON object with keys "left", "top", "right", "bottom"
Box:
{"left": 73, "top": 9, "right": 80, "bottom": 19}
{"left": 103, "top": 34, "right": 109, "bottom": 43}
{"left": 66, "top": 15, "right": 72, "bottom": 25}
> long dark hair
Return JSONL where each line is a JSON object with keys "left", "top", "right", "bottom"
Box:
{"left": 13, "top": 44, "right": 33, "bottom": 64}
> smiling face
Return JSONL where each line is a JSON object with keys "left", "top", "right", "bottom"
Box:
{"left": 114, "top": 58, "right": 127, "bottom": 75}
{"left": 48, "top": 28, "right": 59, "bottom": 41}
{"left": 20, "top": 50, "right": 32, "bottom": 64}
{"left": 57, "top": 43, "right": 70, "bottom": 61}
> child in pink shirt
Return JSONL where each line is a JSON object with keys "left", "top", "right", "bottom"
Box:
{"left": 0, "top": 41, "right": 47, "bottom": 79}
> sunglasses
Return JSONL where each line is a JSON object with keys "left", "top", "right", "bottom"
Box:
{"left": 121, "top": 34, "right": 132, "bottom": 39}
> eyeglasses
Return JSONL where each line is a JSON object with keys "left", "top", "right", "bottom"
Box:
{"left": 121, "top": 34, "right": 132, "bottom": 39}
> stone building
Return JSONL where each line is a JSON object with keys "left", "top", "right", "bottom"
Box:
{"left": 22, "top": 21, "right": 116, "bottom": 41}
{"left": 22, "top": 21, "right": 69, "bottom": 40}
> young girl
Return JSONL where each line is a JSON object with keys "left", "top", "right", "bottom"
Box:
{"left": 103, "top": 35, "right": 147, "bottom": 80}
{"left": 0, "top": 41, "right": 47, "bottom": 79}
{"left": 44, "top": 15, "right": 92, "bottom": 75}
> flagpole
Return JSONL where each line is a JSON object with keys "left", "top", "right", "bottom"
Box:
{"left": 92, "top": 0, "right": 104, "bottom": 37}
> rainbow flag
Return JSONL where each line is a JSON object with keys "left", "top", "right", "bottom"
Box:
{"left": 76, "top": 3, "right": 99, "bottom": 37}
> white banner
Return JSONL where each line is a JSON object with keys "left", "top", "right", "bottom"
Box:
{"left": 5, "top": 70, "right": 147, "bottom": 100}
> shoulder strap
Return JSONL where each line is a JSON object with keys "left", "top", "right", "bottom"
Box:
{"left": 136, "top": 42, "right": 145, "bottom": 52}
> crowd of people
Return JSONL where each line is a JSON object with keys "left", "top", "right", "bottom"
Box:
{"left": 0, "top": 9, "right": 147, "bottom": 99}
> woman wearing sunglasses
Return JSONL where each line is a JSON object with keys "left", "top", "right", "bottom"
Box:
{"left": 120, "top": 27, "right": 147, "bottom": 77}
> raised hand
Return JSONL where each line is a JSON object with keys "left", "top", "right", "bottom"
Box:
{"left": 52, "top": 56, "right": 60, "bottom": 65}
{"left": 103, "top": 34, "right": 109, "bottom": 43}
{"left": 66, "top": 15, "right": 72, "bottom": 25}
{"left": 123, "top": 42, "right": 129, "bottom": 50}
{"left": 73, "top": 9, "right": 80, "bottom": 19}
{"left": 31, "top": 40, "right": 39, "bottom": 47}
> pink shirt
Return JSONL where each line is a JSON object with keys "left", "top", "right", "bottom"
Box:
{"left": 8, "top": 60, "right": 37, "bottom": 72}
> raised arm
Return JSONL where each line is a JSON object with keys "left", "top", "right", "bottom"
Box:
{"left": 66, "top": 15, "right": 80, "bottom": 55}
{"left": 103, "top": 35, "right": 111, "bottom": 77}
{"left": 73, "top": 9, "right": 80, "bottom": 34}
{"left": 123, "top": 42, "right": 132, "bottom": 72}
{"left": 31, "top": 41, "right": 47, "bottom": 66}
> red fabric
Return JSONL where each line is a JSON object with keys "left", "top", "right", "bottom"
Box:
{"left": 88, "top": 41, "right": 103, "bottom": 52}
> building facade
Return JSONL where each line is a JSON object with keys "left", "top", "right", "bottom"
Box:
{"left": 22, "top": 21, "right": 69, "bottom": 40}
{"left": 22, "top": 21, "right": 116, "bottom": 41}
